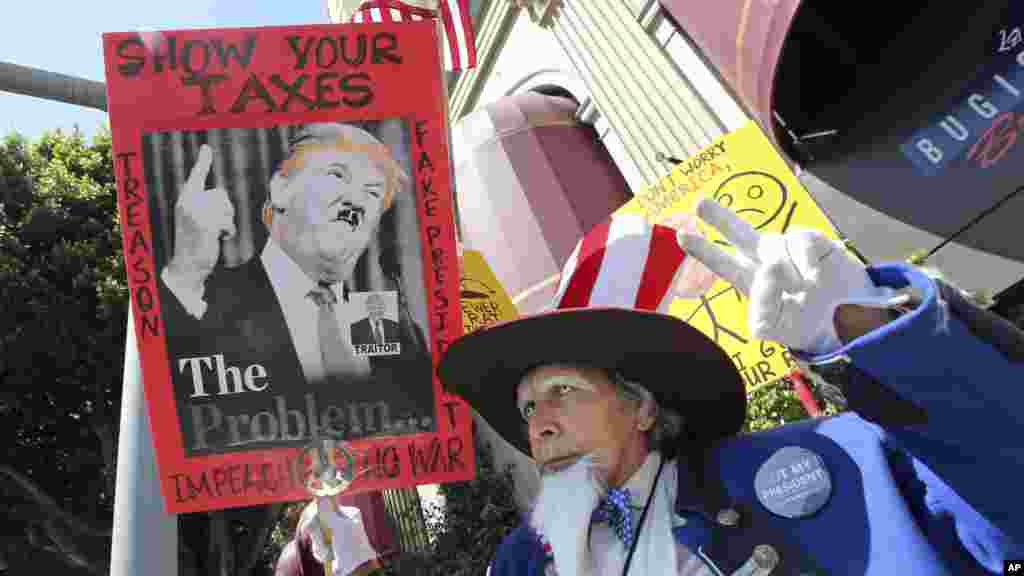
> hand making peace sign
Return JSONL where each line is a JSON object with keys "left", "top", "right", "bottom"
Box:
{"left": 677, "top": 198, "right": 901, "bottom": 355}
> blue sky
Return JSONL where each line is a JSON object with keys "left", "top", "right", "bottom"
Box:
{"left": 1, "top": 1, "right": 330, "bottom": 140}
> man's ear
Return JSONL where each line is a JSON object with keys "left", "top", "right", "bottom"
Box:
{"left": 265, "top": 171, "right": 288, "bottom": 228}
{"left": 636, "top": 396, "right": 656, "bottom": 432}
{"left": 262, "top": 203, "right": 274, "bottom": 228}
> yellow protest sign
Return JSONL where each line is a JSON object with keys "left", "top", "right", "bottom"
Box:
{"left": 616, "top": 120, "right": 842, "bottom": 390}
{"left": 460, "top": 249, "right": 519, "bottom": 334}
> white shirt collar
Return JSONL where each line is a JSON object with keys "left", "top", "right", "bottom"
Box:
{"left": 261, "top": 238, "right": 345, "bottom": 301}
{"left": 621, "top": 451, "right": 663, "bottom": 507}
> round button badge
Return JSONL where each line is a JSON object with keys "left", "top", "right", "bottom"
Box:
{"left": 754, "top": 446, "right": 832, "bottom": 519}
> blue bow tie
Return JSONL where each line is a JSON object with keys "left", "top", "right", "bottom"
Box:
{"left": 592, "top": 487, "right": 635, "bottom": 547}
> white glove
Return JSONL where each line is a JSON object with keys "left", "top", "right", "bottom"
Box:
{"left": 298, "top": 500, "right": 333, "bottom": 563}
{"left": 678, "top": 198, "right": 903, "bottom": 355}
{"left": 317, "top": 499, "right": 379, "bottom": 576}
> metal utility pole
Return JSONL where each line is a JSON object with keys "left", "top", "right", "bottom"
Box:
{"left": 0, "top": 61, "right": 107, "bottom": 111}
{"left": 109, "top": 312, "right": 178, "bottom": 576}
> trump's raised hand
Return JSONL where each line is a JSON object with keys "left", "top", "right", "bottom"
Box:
{"left": 164, "top": 144, "right": 236, "bottom": 292}
{"left": 677, "top": 198, "right": 900, "bottom": 354}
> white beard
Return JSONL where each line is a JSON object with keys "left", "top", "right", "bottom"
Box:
{"left": 529, "top": 456, "right": 608, "bottom": 576}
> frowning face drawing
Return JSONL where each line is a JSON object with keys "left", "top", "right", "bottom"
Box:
{"left": 712, "top": 171, "right": 789, "bottom": 232}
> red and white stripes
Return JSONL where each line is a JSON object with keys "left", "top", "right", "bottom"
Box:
{"left": 553, "top": 214, "right": 688, "bottom": 313}
{"left": 350, "top": 0, "right": 477, "bottom": 72}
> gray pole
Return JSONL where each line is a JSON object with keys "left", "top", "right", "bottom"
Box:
{"left": 0, "top": 61, "right": 107, "bottom": 111}
{"left": 109, "top": 310, "right": 178, "bottom": 576}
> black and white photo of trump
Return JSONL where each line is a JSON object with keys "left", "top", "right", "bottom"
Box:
{"left": 349, "top": 292, "right": 402, "bottom": 353}
{"left": 147, "top": 121, "right": 435, "bottom": 455}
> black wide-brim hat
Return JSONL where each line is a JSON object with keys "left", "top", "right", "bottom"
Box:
{"left": 438, "top": 305, "right": 746, "bottom": 456}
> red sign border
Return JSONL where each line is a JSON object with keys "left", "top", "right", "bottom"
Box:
{"left": 102, "top": 22, "right": 473, "bottom": 514}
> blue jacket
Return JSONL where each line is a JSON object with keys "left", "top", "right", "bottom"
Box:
{"left": 490, "top": 264, "right": 1024, "bottom": 575}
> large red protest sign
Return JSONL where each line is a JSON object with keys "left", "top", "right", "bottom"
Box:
{"left": 102, "top": 22, "right": 472, "bottom": 513}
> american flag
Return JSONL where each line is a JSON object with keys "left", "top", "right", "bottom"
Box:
{"left": 350, "top": 0, "right": 478, "bottom": 72}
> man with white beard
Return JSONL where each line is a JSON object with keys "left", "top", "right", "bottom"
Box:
{"left": 438, "top": 201, "right": 1024, "bottom": 575}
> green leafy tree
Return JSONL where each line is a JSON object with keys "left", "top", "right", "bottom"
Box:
{"left": 422, "top": 437, "right": 520, "bottom": 575}
{"left": 0, "top": 128, "right": 124, "bottom": 574}
{"left": 744, "top": 376, "right": 844, "bottom": 433}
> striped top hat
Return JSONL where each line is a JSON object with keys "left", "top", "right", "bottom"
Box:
{"left": 552, "top": 212, "right": 719, "bottom": 312}
{"left": 438, "top": 213, "right": 745, "bottom": 457}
